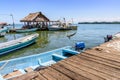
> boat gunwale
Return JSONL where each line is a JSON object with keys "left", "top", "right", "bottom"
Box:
{"left": 0, "top": 46, "right": 71, "bottom": 63}
{"left": 0, "top": 27, "right": 8, "bottom": 33}
{"left": 0, "top": 33, "right": 38, "bottom": 49}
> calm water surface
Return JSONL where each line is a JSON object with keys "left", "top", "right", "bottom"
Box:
{"left": 0, "top": 24, "right": 120, "bottom": 61}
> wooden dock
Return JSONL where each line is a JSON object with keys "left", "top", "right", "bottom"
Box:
{"left": 12, "top": 38, "right": 120, "bottom": 80}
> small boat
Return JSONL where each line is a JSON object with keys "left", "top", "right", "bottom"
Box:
{"left": 16, "top": 28, "right": 38, "bottom": 33}
{"left": 66, "top": 18, "right": 77, "bottom": 30}
{"left": 0, "top": 27, "right": 8, "bottom": 37}
{"left": 0, "top": 22, "right": 9, "bottom": 37}
{"left": 48, "top": 24, "right": 63, "bottom": 31}
{"left": 48, "top": 24, "right": 71, "bottom": 31}
{"left": 67, "top": 32, "right": 76, "bottom": 37}
{"left": 0, "top": 33, "right": 39, "bottom": 55}
{"left": 68, "top": 24, "right": 77, "bottom": 30}
{"left": 0, "top": 46, "right": 79, "bottom": 79}
{"left": 70, "top": 25, "right": 77, "bottom": 30}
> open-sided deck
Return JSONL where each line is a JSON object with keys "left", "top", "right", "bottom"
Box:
{"left": 11, "top": 38, "right": 120, "bottom": 80}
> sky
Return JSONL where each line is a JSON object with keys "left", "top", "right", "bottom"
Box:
{"left": 0, "top": 0, "right": 120, "bottom": 23}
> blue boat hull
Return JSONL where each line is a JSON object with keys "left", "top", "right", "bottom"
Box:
{"left": 0, "top": 46, "right": 79, "bottom": 79}
{"left": 0, "top": 38, "right": 36, "bottom": 55}
{"left": 0, "top": 33, "right": 39, "bottom": 55}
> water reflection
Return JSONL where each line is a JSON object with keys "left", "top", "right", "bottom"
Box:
{"left": 1, "top": 24, "right": 120, "bottom": 61}
{"left": 0, "top": 37, "right": 7, "bottom": 43}
{"left": 36, "top": 31, "right": 49, "bottom": 48}
{"left": 0, "top": 31, "right": 50, "bottom": 60}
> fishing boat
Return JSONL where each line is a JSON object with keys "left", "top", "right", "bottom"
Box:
{"left": 67, "top": 24, "right": 77, "bottom": 30}
{"left": 16, "top": 28, "right": 38, "bottom": 33}
{"left": 0, "top": 27, "right": 8, "bottom": 37}
{"left": 0, "top": 46, "right": 79, "bottom": 79}
{"left": 48, "top": 24, "right": 71, "bottom": 31}
{"left": 70, "top": 25, "right": 77, "bottom": 30}
{"left": 67, "top": 32, "right": 76, "bottom": 38}
{"left": 0, "top": 23, "right": 9, "bottom": 37}
{"left": 48, "top": 24, "right": 63, "bottom": 31}
{"left": 48, "top": 19, "right": 71, "bottom": 31}
{"left": 0, "top": 33, "right": 39, "bottom": 55}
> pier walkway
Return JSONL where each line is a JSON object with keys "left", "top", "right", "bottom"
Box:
{"left": 12, "top": 38, "right": 120, "bottom": 80}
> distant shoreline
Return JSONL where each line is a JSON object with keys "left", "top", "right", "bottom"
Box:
{"left": 78, "top": 22, "right": 120, "bottom": 24}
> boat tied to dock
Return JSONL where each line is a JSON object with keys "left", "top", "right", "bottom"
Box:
{"left": 0, "top": 33, "right": 39, "bottom": 55}
{"left": 0, "top": 46, "right": 79, "bottom": 79}
{"left": 0, "top": 22, "right": 9, "bottom": 37}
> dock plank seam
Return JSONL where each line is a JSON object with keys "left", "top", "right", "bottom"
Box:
{"left": 63, "top": 59, "right": 118, "bottom": 80}
{"left": 51, "top": 63, "right": 90, "bottom": 80}
{"left": 69, "top": 55, "right": 120, "bottom": 79}
{"left": 60, "top": 60, "right": 105, "bottom": 80}
{"left": 80, "top": 53, "right": 120, "bottom": 70}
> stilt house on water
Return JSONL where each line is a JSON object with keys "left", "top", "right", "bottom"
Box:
{"left": 20, "top": 12, "right": 52, "bottom": 30}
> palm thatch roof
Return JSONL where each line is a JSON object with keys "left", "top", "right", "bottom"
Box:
{"left": 0, "top": 22, "right": 7, "bottom": 26}
{"left": 20, "top": 12, "right": 50, "bottom": 22}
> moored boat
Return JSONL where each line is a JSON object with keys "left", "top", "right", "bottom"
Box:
{"left": 0, "top": 22, "right": 9, "bottom": 37}
{"left": 48, "top": 24, "right": 63, "bottom": 31}
{"left": 16, "top": 28, "right": 38, "bottom": 33}
{"left": 0, "top": 27, "right": 8, "bottom": 37}
{"left": 67, "top": 32, "right": 76, "bottom": 38}
{"left": 0, "top": 33, "right": 39, "bottom": 55}
{"left": 0, "top": 46, "right": 79, "bottom": 79}
{"left": 48, "top": 24, "right": 71, "bottom": 31}
{"left": 67, "top": 24, "right": 77, "bottom": 30}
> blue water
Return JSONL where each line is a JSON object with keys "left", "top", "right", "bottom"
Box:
{"left": 0, "top": 24, "right": 120, "bottom": 61}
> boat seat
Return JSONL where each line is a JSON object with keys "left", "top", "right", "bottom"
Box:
{"left": 24, "top": 67, "right": 33, "bottom": 73}
{"left": 38, "top": 58, "right": 42, "bottom": 65}
{"left": 38, "top": 59, "right": 56, "bottom": 66}
{"left": 30, "top": 65, "right": 39, "bottom": 70}
{"left": 52, "top": 54, "right": 66, "bottom": 61}
{"left": 3, "top": 69, "right": 25, "bottom": 79}
{"left": 62, "top": 49, "right": 79, "bottom": 55}
{"left": 42, "top": 60, "right": 56, "bottom": 66}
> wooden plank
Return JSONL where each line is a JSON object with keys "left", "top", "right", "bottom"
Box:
{"left": 85, "top": 50, "right": 120, "bottom": 62}
{"left": 80, "top": 52, "right": 120, "bottom": 69}
{"left": 11, "top": 72, "right": 38, "bottom": 80}
{"left": 96, "top": 47, "right": 120, "bottom": 56}
{"left": 46, "top": 67, "right": 72, "bottom": 80}
{"left": 24, "top": 67, "right": 33, "bottom": 72}
{"left": 89, "top": 48, "right": 120, "bottom": 57}
{"left": 51, "top": 63, "right": 90, "bottom": 80}
{"left": 34, "top": 72, "right": 47, "bottom": 80}
{"left": 68, "top": 55, "right": 120, "bottom": 78}
{"left": 57, "top": 61, "right": 105, "bottom": 80}
{"left": 3, "top": 70, "right": 23, "bottom": 79}
{"left": 39, "top": 69, "right": 57, "bottom": 80}
{"left": 63, "top": 57, "right": 119, "bottom": 80}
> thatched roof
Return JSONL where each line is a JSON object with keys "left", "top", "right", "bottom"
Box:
{"left": 0, "top": 22, "right": 7, "bottom": 26}
{"left": 20, "top": 12, "right": 50, "bottom": 22}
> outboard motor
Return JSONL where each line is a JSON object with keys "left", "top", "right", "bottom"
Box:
{"left": 75, "top": 42, "right": 85, "bottom": 51}
{"left": 104, "top": 35, "right": 112, "bottom": 42}
{"left": 107, "top": 35, "right": 112, "bottom": 41}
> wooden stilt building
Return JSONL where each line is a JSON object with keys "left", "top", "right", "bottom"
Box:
{"left": 20, "top": 12, "right": 50, "bottom": 30}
